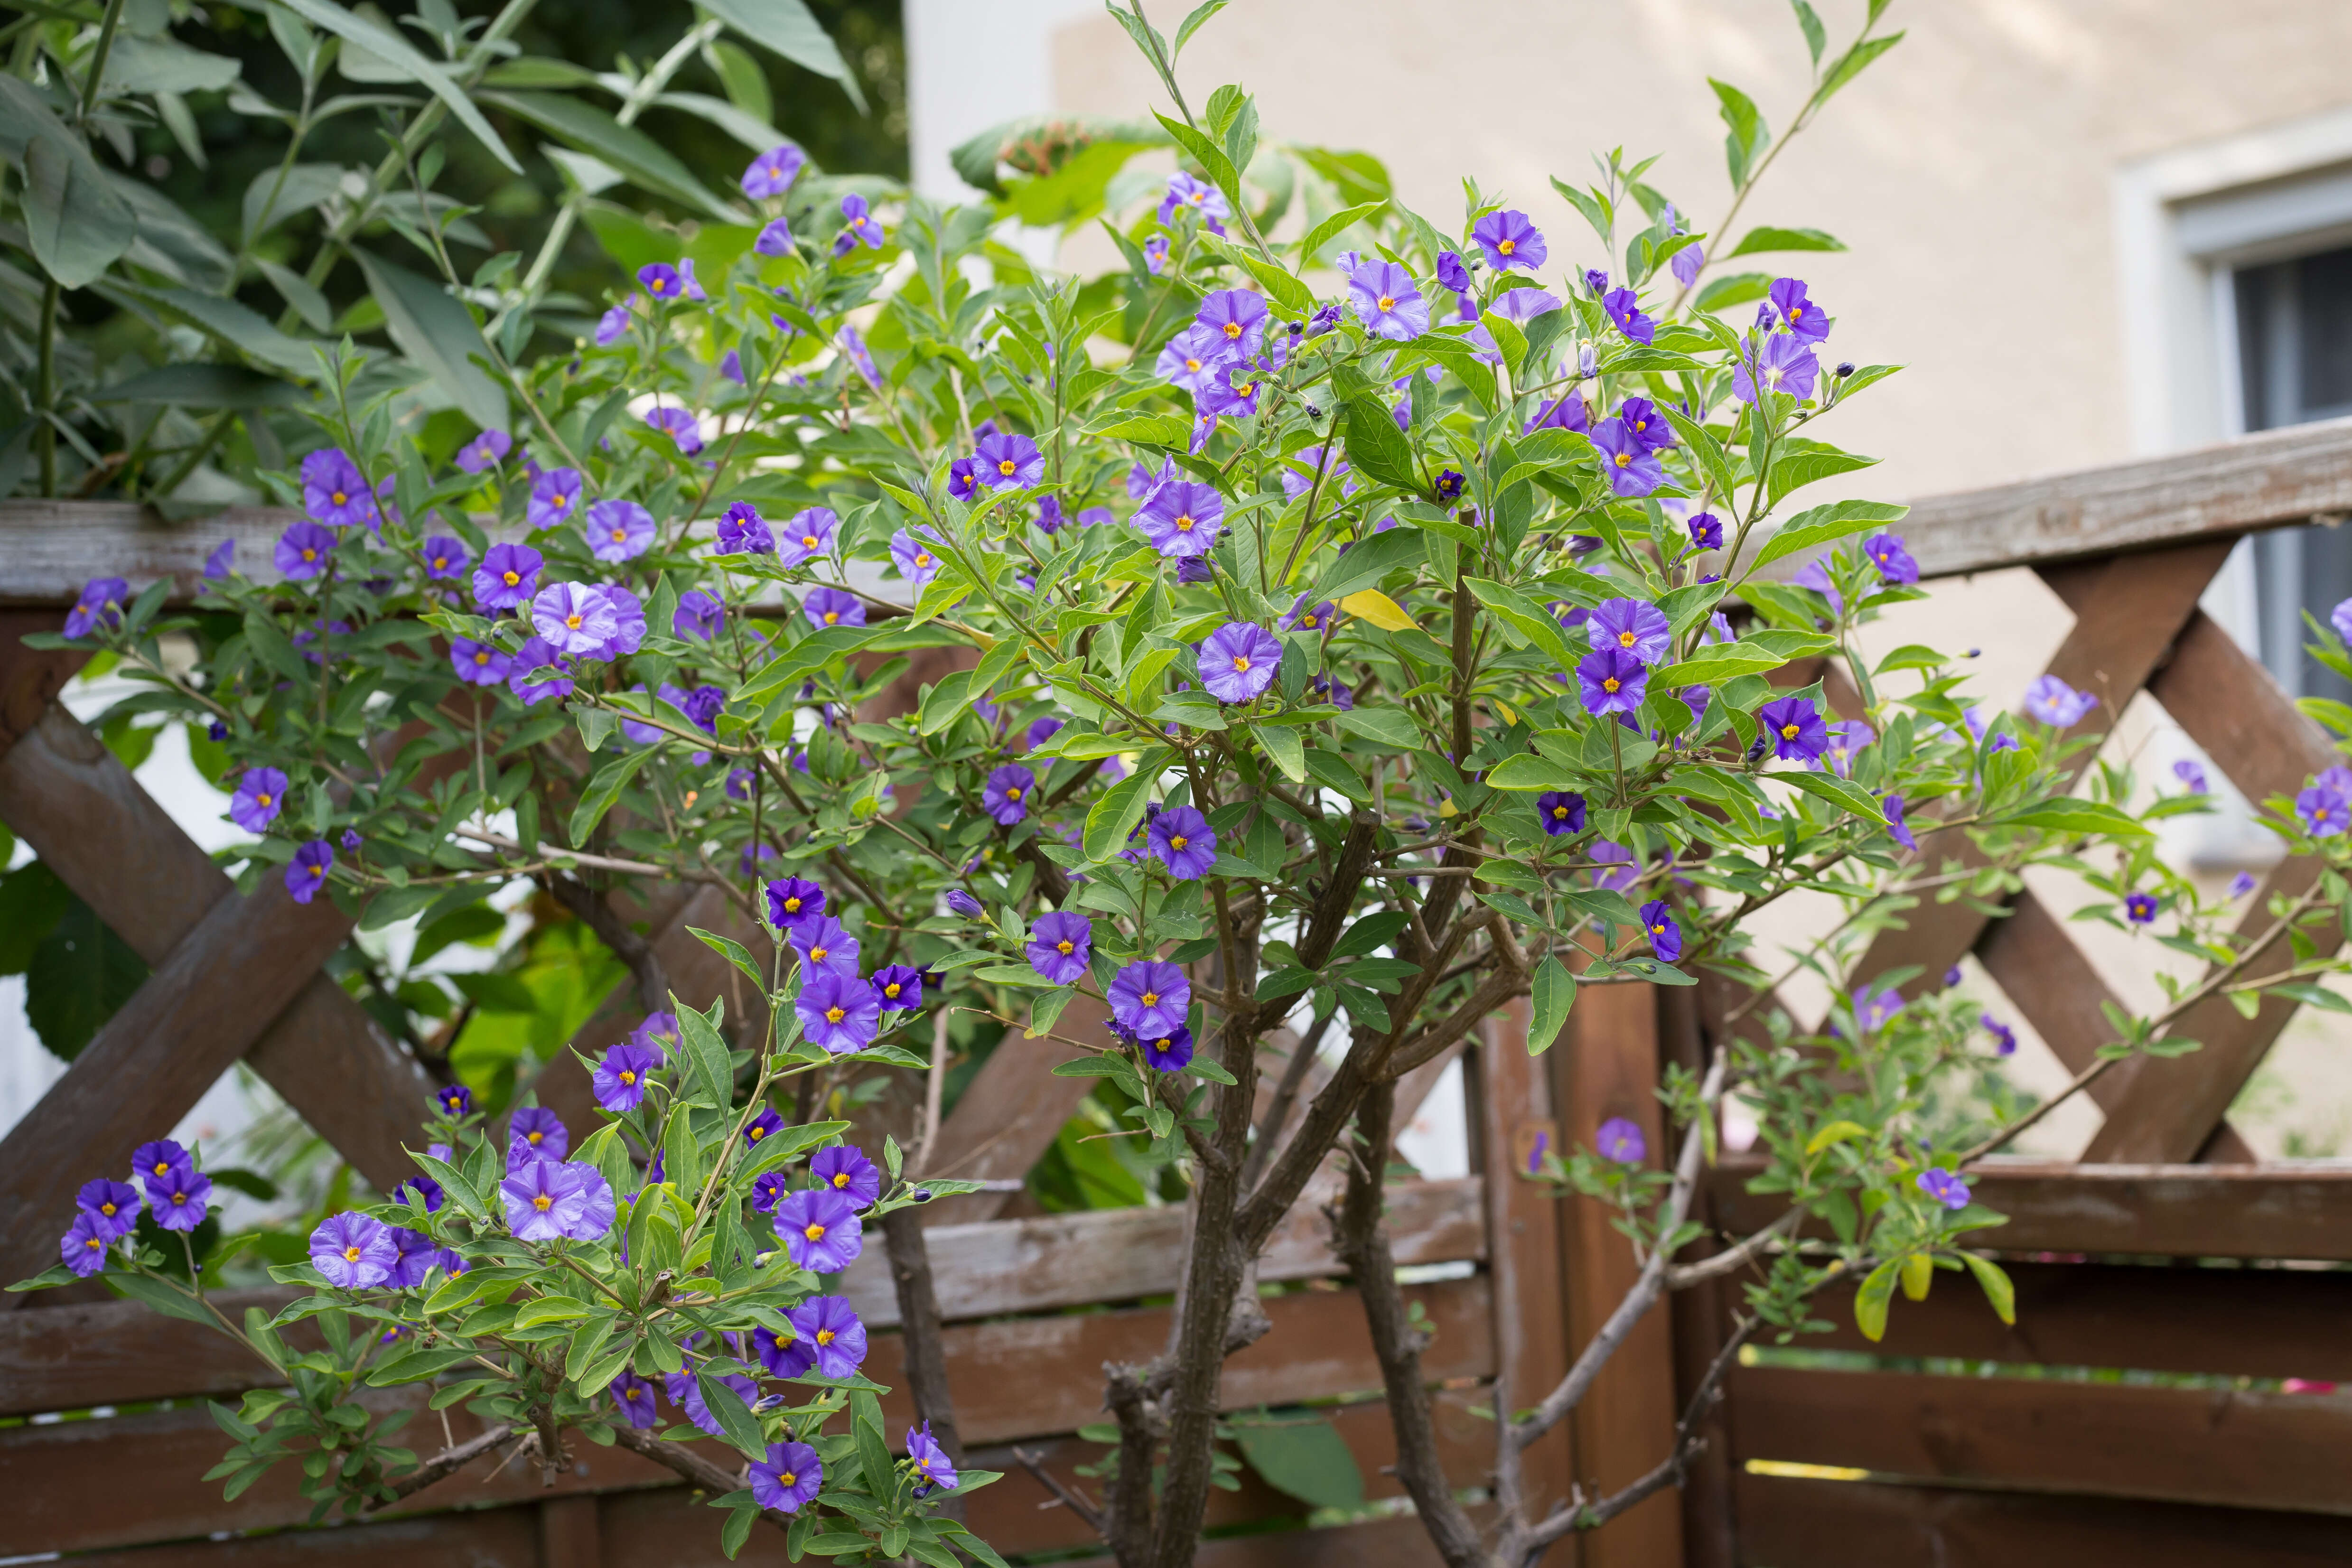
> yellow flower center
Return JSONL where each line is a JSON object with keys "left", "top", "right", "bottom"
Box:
{"left": 610, "top": 529, "right": 627, "bottom": 543}
{"left": 1300, "top": 615, "right": 1317, "bottom": 628}
{"left": 85, "top": 1236, "right": 102, "bottom": 1251}
{"left": 331, "top": 490, "right": 347, "bottom": 505}
{"left": 527, "top": 1131, "right": 543, "bottom": 1144}
{"left": 1602, "top": 676, "right": 1620, "bottom": 693}
{"left": 1652, "top": 922, "right": 1667, "bottom": 935}
{"left": 1140, "top": 990, "right": 1158, "bottom": 1008}
{"left": 1006, "top": 787, "right": 1023, "bottom": 801}
{"left": 1232, "top": 656, "right": 1250, "bottom": 672}
{"left": 474, "top": 652, "right": 490, "bottom": 665}
{"left": 1185, "top": 355, "right": 1203, "bottom": 373}
{"left": 101, "top": 1201, "right": 117, "bottom": 1216}
{"left": 256, "top": 793, "right": 274, "bottom": 807}
{"left": 1618, "top": 631, "right": 1636, "bottom": 647}
{"left": 884, "top": 982, "right": 901, "bottom": 998}
{"left": 533, "top": 1194, "right": 552, "bottom": 1211}
{"left": 1634, "top": 418, "right": 1647, "bottom": 431}
{"left": 749, "top": 1126, "right": 766, "bottom": 1141}
{"left": 1551, "top": 806, "right": 1569, "bottom": 820}
{"left": 1056, "top": 939, "right": 1074, "bottom": 954}
{"left": 823, "top": 611, "right": 839, "bottom": 624}
{"left": 826, "top": 1006, "right": 846, "bottom": 1023}
{"left": 804, "top": 1222, "right": 826, "bottom": 1241}
{"left": 153, "top": 1162, "right": 170, "bottom": 1176}
{"left": 551, "top": 494, "right": 569, "bottom": 511}
{"left": 565, "top": 613, "right": 583, "bottom": 630}
{"left": 832, "top": 1172, "right": 851, "bottom": 1187}
{"left": 784, "top": 896, "right": 802, "bottom": 912}
{"left": 1789, "top": 304, "right": 1804, "bottom": 321}
{"left": 1175, "top": 514, "right": 1194, "bottom": 532}
{"left": 811, "top": 945, "right": 829, "bottom": 962}
{"left": 343, "top": 1244, "right": 362, "bottom": 1261}
{"left": 1614, "top": 452, "right": 1630, "bottom": 467}
{"left": 619, "top": 1069, "right": 637, "bottom": 1085}
{"left": 817, "top": 1327, "right": 835, "bottom": 1345}
{"left": 1499, "top": 238, "right": 1516, "bottom": 255}
{"left": 1170, "top": 835, "right": 1188, "bottom": 850}
{"left": 780, "top": 1471, "right": 798, "bottom": 1487}
{"left": 915, "top": 551, "right": 933, "bottom": 568}
{"left": 1378, "top": 295, "right": 1396, "bottom": 312}
{"left": 1781, "top": 722, "right": 1800, "bottom": 739}
{"left": 802, "top": 533, "right": 820, "bottom": 548}
{"left": 301, "top": 548, "right": 317, "bottom": 561}
{"left": 433, "top": 556, "right": 448, "bottom": 569}
{"left": 503, "top": 570, "right": 520, "bottom": 586}
{"left": 998, "top": 459, "right": 1017, "bottom": 476}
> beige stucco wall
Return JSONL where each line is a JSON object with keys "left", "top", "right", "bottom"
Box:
{"left": 1049, "top": 0, "right": 2352, "bottom": 500}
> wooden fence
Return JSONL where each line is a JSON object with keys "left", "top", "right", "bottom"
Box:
{"left": 9, "top": 411, "right": 2352, "bottom": 1567}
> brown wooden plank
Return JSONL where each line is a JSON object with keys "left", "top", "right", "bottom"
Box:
{"left": 539, "top": 1494, "right": 601, "bottom": 1568}
{"left": 1976, "top": 886, "right": 2257, "bottom": 1161}
{"left": 1802, "top": 1259, "right": 2352, "bottom": 1382}
{"left": 2083, "top": 607, "right": 2345, "bottom": 1163}
{"left": 1735, "top": 1472, "right": 2352, "bottom": 1568}
{"left": 1473, "top": 999, "right": 1575, "bottom": 1549}
{"left": 0, "top": 874, "right": 358, "bottom": 1292}
{"left": 1730, "top": 1362, "right": 2352, "bottom": 1515}
{"left": 52, "top": 1509, "right": 541, "bottom": 1568}
{"left": 0, "top": 608, "right": 85, "bottom": 753}
{"left": 0, "top": 1287, "right": 298, "bottom": 1416}
{"left": 918, "top": 991, "right": 1116, "bottom": 1225}
{"left": 1659, "top": 986, "right": 1740, "bottom": 1568}
{"left": 1705, "top": 1154, "right": 2352, "bottom": 1261}
{"left": 1552, "top": 983, "right": 1683, "bottom": 1567}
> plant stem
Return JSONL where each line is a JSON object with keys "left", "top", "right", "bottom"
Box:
{"left": 75, "top": 0, "right": 125, "bottom": 125}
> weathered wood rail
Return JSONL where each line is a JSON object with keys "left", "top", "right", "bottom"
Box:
{"left": 10, "top": 411, "right": 2352, "bottom": 1566}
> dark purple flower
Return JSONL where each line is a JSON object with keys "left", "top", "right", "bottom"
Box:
{"left": 449, "top": 637, "right": 509, "bottom": 686}
{"left": 507, "top": 638, "right": 574, "bottom": 705}
{"left": 300, "top": 448, "right": 370, "bottom": 528}
{"left": 743, "top": 141, "right": 806, "bottom": 199}
{"left": 776, "top": 1187, "right": 863, "bottom": 1272}
{"left": 529, "top": 467, "right": 583, "bottom": 530}
{"left": 803, "top": 587, "right": 865, "bottom": 628}
{"left": 63, "top": 576, "right": 131, "bottom": 638}
{"left": 510, "top": 1106, "right": 569, "bottom": 1161}
{"left": 753, "top": 1314, "right": 811, "bottom": 1375}
{"left": 1526, "top": 391, "right": 1588, "bottom": 434}
{"left": 798, "top": 968, "right": 882, "bottom": 1054}
{"left": 2023, "top": 675, "right": 2098, "bottom": 728}
{"left": 776, "top": 506, "right": 839, "bottom": 568}
{"left": 474, "top": 542, "right": 543, "bottom": 611}
{"left": 1617, "top": 397, "right": 1675, "bottom": 453}
{"left": 664, "top": 1367, "right": 757, "bottom": 1439}
{"left": 1537, "top": 791, "right": 1587, "bottom": 836}
{"left": 419, "top": 535, "right": 469, "bottom": 581}
{"left": 1602, "top": 286, "right": 1656, "bottom": 344}
{"left": 639, "top": 262, "right": 686, "bottom": 302}
{"left": 60, "top": 1214, "right": 110, "bottom": 1277}
{"left": 2230, "top": 871, "right": 2259, "bottom": 898}
{"left": 502, "top": 1158, "right": 614, "bottom": 1241}
{"left": 975, "top": 431, "right": 1044, "bottom": 489}
{"left": 1135, "top": 479, "right": 1225, "bottom": 557}
{"left": 1589, "top": 597, "right": 1671, "bottom": 663}
{"left": 285, "top": 839, "right": 334, "bottom": 904}
{"left": 1770, "top": 277, "right": 1829, "bottom": 343}
{"left": 386, "top": 1226, "right": 440, "bottom": 1288}
{"left": 145, "top": 1167, "right": 212, "bottom": 1231}
{"left": 715, "top": 500, "right": 774, "bottom": 555}
{"left": 1472, "top": 208, "right": 1545, "bottom": 272}
{"left": 673, "top": 588, "right": 724, "bottom": 641}
{"left": 610, "top": 1371, "right": 660, "bottom": 1429}
{"left": 1139, "top": 1025, "right": 1194, "bottom": 1073}
{"left": 871, "top": 964, "right": 924, "bottom": 1011}
{"left": 1917, "top": 1168, "right": 1971, "bottom": 1211}
{"left": 908, "top": 1421, "right": 959, "bottom": 1494}
{"left": 230, "top": 766, "right": 289, "bottom": 833}
{"left": 1148, "top": 805, "right": 1217, "bottom": 879}
{"left": 77, "top": 1178, "right": 141, "bottom": 1240}
{"left": 392, "top": 1174, "right": 443, "bottom": 1213}
{"left": 790, "top": 915, "right": 861, "bottom": 978}
{"left": 435, "top": 1085, "right": 474, "bottom": 1120}
{"left": 455, "top": 428, "right": 511, "bottom": 473}
{"left": 812, "top": 1146, "right": 881, "bottom": 1206}
{"left": 1027, "top": 911, "right": 1094, "bottom": 985}
{"left": 983, "top": 764, "right": 1036, "bottom": 825}
{"left": 1023, "top": 716, "right": 1066, "bottom": 754}
{"left": 751, "top": 1440, "right": 824, "bottom": 1512}
{"left": 1982, "top": 1014, "right": 2017, "bottom": 1056}
{"left": 203, "top": 540, "right": 234, "bottom": 581}
{"left": 945, "top": 888, "right": 984, "bottom": 918}
{"left": 788, "top": 1294, "right": 868, "bottom": 1378}
{"left": 275, "top": 520, "right": 336, "bottom": 581}
{"left": 1109, "top": 959, "right": 1189, "bottom": 1036}
{"left": 740, "top": 1112, "right": 785, "bottom": 1158}
{"left": 1595, "top": 1116, "right": 1646, "bottom": 1164}
{"left": 595, "top": 299, "right": 634, "bottom": 346}
{"left": 1864, "top": 532, "right": 1918, "bottom": 586}
{"left": 594, "top": 1042, "right": 660, "bottom": 1112}
{"left": 1199, "top": 622, "right": 1281, "bottom": 704}
{"left": 1731, "top": 333, "right": 1819, "bottom": 402}
{"left": 1884, "top": 794, "right": 1917, "bottom": 850}
{"left": 946, "top": 457, "right": 984, "bottom": 502}
{"left": 1588, "top": 418, "right": 1665, "bottom": 498}
{"left": 2124, "top": 891, "right": 2159, "bottom": 925}
{"left": 309, "top": 1212, "right": 394, "bottom": 1288}
{"left": 1640, "top": 900, "right": 1683, "bottom": 963}
{"left": 1279, "top": 596, "right": 1337, "bottom": 635}
{"left": 766, "top": 877, "right": 826, "bottom": 928}
{"left": 1757, "top": 697, "right": 1829, "bottom": 763}
{"left": 1349, "top": 260, "right": 1428, "bottom": 340}
{"left": 1577, "top": 647, "right": 1648, "bottom": 716}
{"left": 833, "top": 193, "right": 884, "bottom": 254}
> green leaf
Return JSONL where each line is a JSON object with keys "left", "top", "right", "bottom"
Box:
{"left": 673, "top": 999, "right": 735, "bottom": 1108}
{"left": 1780, "top": 769, "right": 1884, "bottom": 827}
{"left": 1298, "top": 199, "right": 1385, "bottom": 261}
{"left": 1767, "top": 446, "right": 1877, "bottom": 511}
{"left": 1173, "top": 0, "right": 1229, "bottom": 57}
{"left": 1805, "top": 1119, "right": 1869, "bottom": 1155}
{"left": 1312, "top": 525, "right": 1423, "bottom": 603}
{"left": 273, "top": 0, "right": 520, "bottom": 173}
{"left": 1230, "top": 1416, "right": 1364, "bottom": 1510}
{"left": 1960, "top": 1252, "right": 2016, "bottom": 1326}
{"left": 1853, "top": 1257, "right": 1899, "bottom": 1342}
{"left": 91, "top": 364, "right": 303, "bottom": 409}
{"left": 1726, "top": 225, "right": 1846, "bottom": 258}
{"left": 1997, "top": 799, "right": 2154, "bottom": 840}
{"left": 1201, "top": 234, "right": 1313, "bottom": 315}
{"left": 1748, "top": 500, "right": 1910, "bottom": 572}
{"left": 126, "top": 284, "right": 319, "bottom": 377}
{"left": 23, "top": 135, "right": 137, "bottom": 288}
{"left": 1651, "top": 645, "right": 1789, "bottom": 687}
{"left": 699, "top": 0, "right": 869, "bottom": 114}
{"left": 108, "top": 1270, "right": 221, "bottom": 1327}
{"left": 1084, "top": 768, "right": 1157, "bottom": 861}
{"left": 697, "top": 1369, "right": 770, "bottom": 1459}
{"left": 481, "top": 92, "right": 734, "bottom": 222}
{"left": 1791, "top": 0, "right": 1828, "bottom": 63}
{"left": 1341, "top": 395, "right": 1419, "bottom": 494}
{"left": 568, "top": 746, "right": 656, "bottom": 845}
{"left": 1465, "top": 576, "right": 1578, "bottom": 671}
{"left": 25, "top": 898, "right": 147, "bottom": 1063}
{"left": 1089, "top": 411, "right": 1194, "bottom": 447}
{"left": 1693, "top": 271, "right": 1775, "bottom": 313}
{"left": 1709, "top": 78, "right": 1770, "bottom": 188}
{"left": 1154, "top": 110, "right": 1240, "bottom": 207}
{"left": 690, "top": 926, "right": 767, "bottom": 988}
{"left": 1484, "top": 753, "right": 1582, "bottom": 793}
{"left": 1527, "top": 956, "right": 1574, "bottom": 1056}
{"left": 1335, "top": 707, "right": 1420, "bottom": 748}
{"left": 351, "top": 249, "right": 508, "bottom": 433}
{"left": 1257, "top": 722, "right": 1306, "bottom": 784}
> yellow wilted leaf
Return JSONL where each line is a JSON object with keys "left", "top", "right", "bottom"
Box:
{"left": 1341, "top": 589, "right": 1419, "bottom": 632}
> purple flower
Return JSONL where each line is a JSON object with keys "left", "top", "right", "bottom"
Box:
{"left": 1027, "top": 911, "right": 1094, "bottom": 985}
{"left": 610, "top": 1371, "right": 660, "bottom": 1430}
{"left": 644, "top": 405, "right": 702, "bottom": 454}
{"left": 77, "top": 1178, "right": 141, "bottom": 1241}
{"left": 776, "top": 1187, "right": 863, "bottom": 1272}
{"left": 450, "top": 638, "right": 510, "bottom": 686}
{"left": 975, "top": 431, "right": 1045, "bottom": 489}
{"left": 632, "top": 1013, "right": 678, "bottom": 1056}
{"left": 532, "top": 582, "right": 617, "bottom": 657}
{"left": 1493, "top": 286, "right": 1561, "bottom": 324}
{"left": 639, "top": 262, "right": 686, "bottom": 301}
{"left": 664, "top": 1367, "right": 757, "bottom": 1439}
{"left": 1588, "top": 418, "right": 1665, "bottom": 498}
{"left": 871, "top": 964, "right": 924, "bottom": 1011}
{"left": 593, "top": 1042, "right": 660, "bottom": 1112}
{"left": 812, "top": 1145, "right": 881, "bottom": 1206}
{"left": 1615, "top": 397, "right": 1675, "bottom": 454}
{"left": 1435, "top": 250, "right": 1471, "bottom": 293}
{"left": 301, "top": 448, "right": 371, "bottom": 528}
{"left": 275, "top": 520, "right": 336, "bottom": 581}
{"left": 908, "top": 1422, "right": 959, "bottom": 1495}
{"left": 1982, "top": 1014, "right": 2017, "bottom": 1055}
{"left": 419, "top": 535, "right": 469, "bottom": 581}
{"left": 743, "top": 1109, "right": 784, "bottom": 1151}
{"left": 386, "top": 1226, "right": 440, "bottom": 1288}
{"left": 1757, "top": 696, "right": 1829, "bottom": 763}
{"left": 1135, "top": 479, "right": 1225, "bottom": 557}
{"left": 1526, "top": 392, "right": 1588, "bottom": 434}
{"left": 63, "top": 576, "right": 131, "bottom": 638}
{"left": 60, "top": 1214, "right": 110, "bottom": 1277}
{"left": 742, "top": 142, "right": 806, "bottom": 199}
{"left": 1641, "top": 900, "right": 1683, "bottom": 963}
{"left": 1129, "top": 457, "right": 1174, "bottom": 500}
{"left": 230, "top": 766, "right": 289, "bottom": 832}
{"left": 1537, "top": 791, "right": 1587, "bottom": 836}
{"left": 2124, "top": 891, "right": 2159, "bottom": 925}
{"left": 833, "top": 193, "right": 884, "bottom": 254}
{"left": 585, "top": 499, "right": 655, "bottom": 564}
{"left": 1884, "top": 793, "right": 1917, "bottom": 850}
{"left": 1148, "top": 805, "right": 1217, "bottom": 879}
{"left": 752, "top": 1440, "right": 824, "bottom": 1512}
{"left": 1158, "top": 323, "right": 1230, "bottom": 398}
{"left": 1865, "top": 532, "right": 1918, "bottom": 585}
{"left": 1732, "top": 333, "right": 1819, "bottom": 402}
{"left": 1024, "top": 716, "right": 1066, "bottom": 753}
{"left": 750, "top": 216, "right": 795, "bottom": 263}
{"left": 1144, "top": 234, "right": 1170, "bottom": 273}
{"left": 474, "top": 542, "right": 543, "bottom": 611}
{"left": 529, "top": 467, "right": 583, "bottom": 530}
{"left": 133, "top": 1139, "right": 191, "bottom": 1184}
{"left": 716, "top": 500, "right": 774, "bottom": 555}
{"left": 2170, "top": 759, "right": 2209, "bottom": 794}
{"left": 1195, "top": 289, "right": 1268, "bottom": 359}
{"left": 1199, "top": 622, "right": 1281, "bottom": 704}
{"left": 1577, "top": 647, "right": 1649, "bottom": 716}
{"left": 595, "top": 299, "right": 633, "bottom": 346}
{"left": 1680, "top": 512, "right": 1724, "bottom": 552}
{"left": 502, "top": 1158, "right": 613, "bottom": 1241}
{"left": 1473, "top": 208, "right": 1546, "bottom": 272}
{"left": 434, "top": 1085, "right": 474, "bottom": 1120}
{"left": 839, "top": 325, "right": 882, "bottom": 390}
{"left": 2023, "top": 675, "right": 2098, "bottom": 728}
{"left": 891, "top": 529, "right": 941, "bottom": 593}
{"left": 1350, "top": 261, "right": 1428, "bottom": 340}
{"left": 1771, "top": 277, "right": 1829, "bottom": 342}
{"left": 1176, "top": 555, "right": 1215, "bottom": 586}
{"left": 775, "top": 506, "right": 840, "bottom": 569}
{"left": 145, "top": 1167, "right": 211, "bottom": 1231}
{"left": 455, "top": 428, "right": 511, "bottom": 473}
{"left": 1917, "top": 1168, "right": 1971, "bottom": 1211}
{"left": 797, "top": 968, "right": 882, "bottom": 1054}
{"left": 674, "top": 588, "right": 724, "bottom": 641}
{"left": 945, "top": 888, "right": 984, "bottom": 919}
{"left": 1140, "top": 1026, "right": 1194, "bottom": 1072}
{"left": 984, "top": 764, "right": 1036, "bottom": 825}
{"left": 1671, "top": 239, "right": 1706, "bottom": 288}
{"left": 285, "top": 839, "right": 334, "bottom": 904}
{"left": 1819, "top": 721, "right": 1873, "bottom": 778}
{"left": 946, "top": 457, "right": 984, "bottom": 502}
{"left": 767, "top": 877, "right": 826, "bottom": 928}
{"left": 788, "top": 1294, "right": 868, "bottom": 1378}
{"left": 1853, "top": 986, "right": 1905, "bottom": 1033}
{"left": 1109, "top": 959, "right": 1189, "bottom": 1037}
{"left": 392, "top": 1174, "right": 443, "bottom": 1213}
{"left": 791, "top": 915, "right": 862, "bottom": 978}
{"left": 1589, "top": 597, "right": 1671, "bottom": 663}
{"left": 2231, "top": 870, "right": 2259, "bottom": 898}
{"left": 754, "top": 1314, "right": 811, "bottom": 1374}
{"left": 510, "top": 1107, "right": 569, "bottom": 1161}
{"left": 1596, "top": 1116, "right": 1646, "bottom": 1164}
{"left": 2334, "top": 597, "right": 2352, "bottom": 645}
{"left": 309, "top": 1212, "right": 394, "bottom": 1288}
{"left": 803, "top": 587, "right": 864, "bottom": 628}
{"left": 1602, "top": 286, "right": 1656, "bottom": 345}
{"left": 1160, "top": 171, "right": 1228, "bottom": 224}
{"left": 1279, "top": 595, "right": 1338, "bottom": 634}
